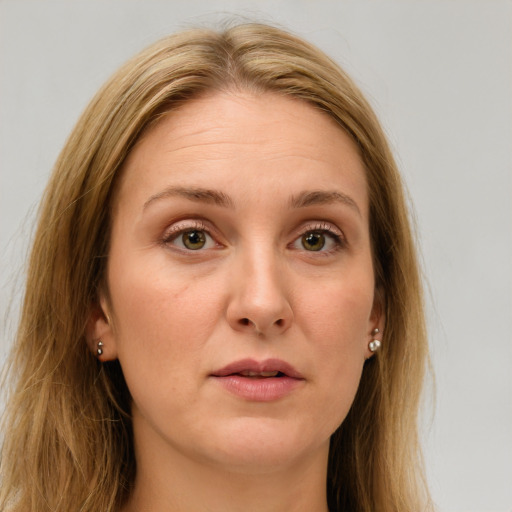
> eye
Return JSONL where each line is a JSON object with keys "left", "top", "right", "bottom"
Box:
{"left": 180, "top": 230, "right": 210, "bottom": 250}
{"left": 291, "top": 223, "right": 344, "bottom": 254}
{"left": 162, "top": 221, "right": 217, "bottom": 251}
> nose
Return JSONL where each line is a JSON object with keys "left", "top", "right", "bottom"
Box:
{"left": 226, "top": 249, "right": 293, "bottom": 336}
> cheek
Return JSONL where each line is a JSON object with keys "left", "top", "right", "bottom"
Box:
{"left": 107, "top": 260, "right": 230, "bottom": 439}
{"left": 299, "top": 276, "right": 374, "bottom": 349}
{"left": 297, "top": 276, "right": 374, "bottom": 423}
{"left": 107, "top": 256, "right": 225, "bottom": 383}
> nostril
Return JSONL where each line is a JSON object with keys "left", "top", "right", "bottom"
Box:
{"left": 236, "top": 317, "right": 287, "bottom": 331}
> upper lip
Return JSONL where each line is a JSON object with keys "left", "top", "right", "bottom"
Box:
{"left": 211, "top": 358, "right": 304, "bottom": 379}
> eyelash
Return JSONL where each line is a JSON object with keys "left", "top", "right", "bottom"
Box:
{"left": 160, "top": 220, "right": 216, "bottom": 248}
{"left": 290, "top": 222, "right": 346, "bottom": 255}
{"left": 160, "top": 220, "right": 345, "bottom": 254}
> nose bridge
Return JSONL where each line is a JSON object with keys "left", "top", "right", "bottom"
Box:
{"left": 245, "top": 244, "right": 283, "bottom": 304}
{"left": 227, "top": 239, "right": 292, "bottom": 334}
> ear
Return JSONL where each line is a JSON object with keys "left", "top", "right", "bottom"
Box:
{"left": 365, "top": 286, "right": 385, "bottom": 359}
{"left": 86, "top": 294, "right": 118, "bottom": 361}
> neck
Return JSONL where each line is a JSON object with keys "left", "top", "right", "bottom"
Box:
{"left": 123, "top": 416, "right": 331, "bottom": 512}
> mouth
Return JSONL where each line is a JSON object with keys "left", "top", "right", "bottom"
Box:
{"left": 211, "top": 358, "right": 304, "bottom": 380}
{"left": 236, "top": 370, "right": 284, "bottom": 378}
{"left": 210, "top": 358, "right": 304, "bottom": 401}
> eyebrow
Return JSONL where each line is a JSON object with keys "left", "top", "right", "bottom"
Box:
{"left": 143, "top": 185, "right": 360, "bottom": 216}
{"left": 290, "top": 190, "right": 361, "bottom": 216}
{"left": 143, "top": 186, "right": 235, "bottom": 210}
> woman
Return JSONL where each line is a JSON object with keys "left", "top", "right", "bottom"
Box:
{"left": 0, "top": 23, "right": 431, "bottom": 512}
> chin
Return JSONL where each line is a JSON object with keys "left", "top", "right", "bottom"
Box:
{"left": 200, "top": 416, "right": 331, "bottom": 473}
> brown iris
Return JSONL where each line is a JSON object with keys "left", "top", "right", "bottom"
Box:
{"left": 182, "top": 230, "right": 206, "bottom": 250}
{"left": 302, "top": 231, "right": 325, "bottom": 251}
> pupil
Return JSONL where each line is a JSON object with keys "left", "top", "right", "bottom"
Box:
{"left": 183, "top": 230, "right": 206, "bottom": 250}
{"left": 303, "top": 232, "right": 325, "bottom": 251}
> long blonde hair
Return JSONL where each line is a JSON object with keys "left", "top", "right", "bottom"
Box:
{"left": 1, "top": 23, "right": 431, "bottom": 511}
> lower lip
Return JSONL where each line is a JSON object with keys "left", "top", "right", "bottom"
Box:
{"left": 211, "top": 375, "right": 304, "bottom": 401}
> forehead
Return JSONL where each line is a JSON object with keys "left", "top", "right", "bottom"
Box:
{"left": 116, "top": 91, "right": 368, "bottom": 215}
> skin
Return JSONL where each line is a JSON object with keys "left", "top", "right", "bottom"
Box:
{"left": 90, "top": 91, "right": 383, "bottom": 512}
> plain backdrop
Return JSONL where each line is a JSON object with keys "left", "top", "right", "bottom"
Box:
{"left": 0, "top": 1, "right": 511, "bottom": 511}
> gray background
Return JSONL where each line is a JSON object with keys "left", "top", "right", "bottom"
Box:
{"left": 1, "top": 1, "right": 511, "bottom": 511}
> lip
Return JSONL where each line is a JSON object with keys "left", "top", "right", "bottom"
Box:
{"left": 212, "top": 358, "right": 304, "bottom": 379}
{"left": 210, "top": 358, "right": 305, "bottom": 402}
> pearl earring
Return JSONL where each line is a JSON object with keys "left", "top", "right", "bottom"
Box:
{"left": 96, "top": 340, "right": 104, "bottom": 356}
{"left": 369, "top": 328, "right": 381, "bottom": 353}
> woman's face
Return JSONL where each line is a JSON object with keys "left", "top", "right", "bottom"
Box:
{"left": 95, "top": 91, "right": 382, "bottom": 472}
